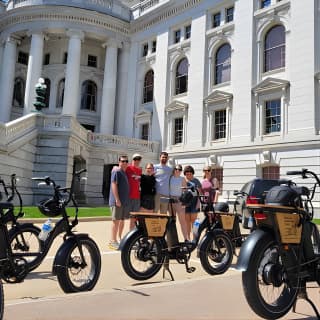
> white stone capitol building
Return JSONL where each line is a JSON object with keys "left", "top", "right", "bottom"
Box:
{"left": 0, "top": 0, "right": 319, "bottom": 207}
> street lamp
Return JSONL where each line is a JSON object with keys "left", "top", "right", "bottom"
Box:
{"left": 33, "top": 77, "right": 47, "bottom": 111}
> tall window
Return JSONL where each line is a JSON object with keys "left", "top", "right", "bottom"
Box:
{"left": 214, "top": 110, "right": 226, "bottom": 140}
{"left": 262, "top": 166, "right": 279, "bottom": 179}
{"left": 265, "top": 99, "right": 281, "bottom": 134}
{"left": 174, "top": 30, "right": 181, "bottom": 44}
{"left": 44, "top": 53, "right": 50, "bottom": 65}
{"left": 44, "top": 78, "right": 50, "bottom": 108}
{"left": 213, "top": 13, "right": 221, "bottom": 28}
{"left": 151, "top": 40, "right": 157, "bottom": 53}
{"left": 264, "top": 25, "right": 285, "bottom": 72}
{"left": 141, "top": 123, "right": 149, "bottom": 140}
{"left": 142, "top": 43, "right": 148, "bottom": 57}
{"left": 174, "top": 117, "right": 183, "bottom": 144}
{"left": 226, "top": 7, "right": 234, "bottom": 23}
{"left": 56, "top": 78, "right": 65, "bottom": 108}
{"left": 12, "top": 77, "right": 25, "bottom": 108}
{"left": 81, "top": 80, "right": 97, "bottom": 111}
{"left": 185, "top": 25, "right": 191, "bottom": 39}
{"left": 175, "top": 58, "right": 188, "bottom": 95}
{"left": 215, "top": 43, "right": 231, "bottom": 85}
{"left": 143, "top": 70, "right": 154, "bottom": 103}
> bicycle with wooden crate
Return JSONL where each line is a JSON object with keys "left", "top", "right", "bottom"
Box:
{"left": 119, "top": 187, "right": 233, "bottom": 281}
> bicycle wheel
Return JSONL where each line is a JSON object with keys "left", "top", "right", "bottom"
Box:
{"left": 9, "top": 224, "right": 43, "bottom": 272}
{"left": 55, "top": 237, "right": 101, "bottom": 293}
{"left": 0, "top": 280, "right": 3, "bottom": 320}
{"left": 242, "top": 234, "right": 299, "bottom": 319}
{"left": 121, "top": 231, "right": 165, "bottom": 281}
{"left": 199, "top": 229, "right": 233, "bottom": 275}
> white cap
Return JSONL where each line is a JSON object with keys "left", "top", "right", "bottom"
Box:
{"left": 132, "top": 153, "right": 142, "bottom": 160}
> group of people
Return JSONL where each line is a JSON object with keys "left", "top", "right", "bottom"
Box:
{"left": 108, "top": 151, "right": 220, "bottom": 250}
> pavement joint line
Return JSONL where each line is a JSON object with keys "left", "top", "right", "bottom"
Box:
{"left": 5, "top": 270, "right": 240, "bottom": 307}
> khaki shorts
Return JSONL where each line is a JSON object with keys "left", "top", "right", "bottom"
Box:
{"left": 111, "top": 205, "right": 130, "bottom": 220}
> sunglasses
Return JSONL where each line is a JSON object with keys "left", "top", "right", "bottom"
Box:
{"left": 120, "top": 160, "right": 128, "bottom": 163}
{"left": 133, "top": 158, "right": 142, "bottom": 161}
{"left": 203, "top": 170, "right": 211, "bottom": 172}
{"left": 175, "top": 168, "right": 182, "bottom": 171}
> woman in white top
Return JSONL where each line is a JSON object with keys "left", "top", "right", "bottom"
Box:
{"left": 169, "top": 164, "right": 189, "bottom": 241}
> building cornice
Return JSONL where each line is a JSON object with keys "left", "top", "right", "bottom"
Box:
{"left": 0, "top": 6, "right": 130, "bottom": 37}
{"left": 131, "top": 0, "right": 203, "bottom": 34}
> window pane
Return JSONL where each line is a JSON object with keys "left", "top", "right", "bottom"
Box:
{"left": 185, "top": 25, "right": 191, "bottom": 39}
{"left": 214, "top": 110, "right": 226, "bottom": 139}
{"left": 174, "top": 117, "right": 183, "bottom": 144}
{"left": 226, "top": 7, "right": 234, "bottom": 23}
{"left": 265, "top": 99, "right": 281, "bottom": 134}
{"left": 175, "top": 58, "right": 188, "bottom": 94}
{"left": 174, "top": 30, "right": 181, "bottom": 43}
{"left": 213, "top": 13, "right": 221, "bottom": 28}
{"left": 56, "top": 78, "right": 65, "bottom": 108}
{"left": 141, "top": 123, "right": 149, "bottom": 140}
{"left": 142, "top": 43, "right": 148, "bottom": 56}
{"left": 88, "top": 55, "right": 97, "bottom": 67}
{"left": 143, "top": 70, "right": 154, "bottom": 103}
{"left": 261, "top": 0, "right": 271, "bottom": 8}
{"left": 264, "top": 25, "right": 285, "bottom": 72}
{"left": 12, "top": 77, "right": 25, "bottom": 108}
{"left": 215, "top": 44, "right": 231, "bottom": 84}
{"left": 43, "top": 78, "right": 50, "bottom": 108}
{"left": 81, "top": 80, "right": 97, "bottom": 111}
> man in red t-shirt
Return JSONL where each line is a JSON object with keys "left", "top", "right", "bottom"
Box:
{"left": 126, "top": 153, "right": 142, "bottom": 230}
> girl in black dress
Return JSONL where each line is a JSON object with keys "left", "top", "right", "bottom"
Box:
{"left": 140, "top": 163, "right": 156, "bottom": 212}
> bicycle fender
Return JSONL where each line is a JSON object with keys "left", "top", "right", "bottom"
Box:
{"left": 235, "top": 229, "right": 270, "bottom": 272}
{"left": 9, "top": 223, "right": 41, "bottom": 235}
{"left": 118, "top": 228, "right": 140, "bottom": 251}
{"left": 52, "top": 233, "right": 89, "bottom": 275}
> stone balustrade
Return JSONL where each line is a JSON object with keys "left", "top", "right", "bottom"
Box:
{"left": 0, "top": 113, "right": 159, "bottom": 155}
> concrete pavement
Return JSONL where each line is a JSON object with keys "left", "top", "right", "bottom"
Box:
{"left": 2, "top": 219, "right": 320, "bottom": 319}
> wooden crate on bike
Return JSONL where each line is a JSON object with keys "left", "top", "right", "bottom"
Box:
{"left": 219, "top": 213, "right": 235, "bottom": 231}
{"left": 145, "top": 217, "right": 168, "bottom": 237}
{"left": 276, "top": 212, "right": 302, "bottom": 244}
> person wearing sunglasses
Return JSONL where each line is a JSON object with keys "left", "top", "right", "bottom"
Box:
{"left": 154, "top": 151, "right": 172, "bottom": 213}
{"left": 126, "top": 153, "right": 143, "bottom": 230}
{"left": 201, "top": 166, "right": 220, "bottom": 207}
{"left": 108, "top": 155, "right": 130, "bottom": 250}
{"left": 140, "top": 163, "right": 156, "bottom": 212}
{"left": 168, "top": 165, "right": 189, "bottom": 242}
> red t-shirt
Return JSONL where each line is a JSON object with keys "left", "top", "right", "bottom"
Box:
{"left": 126, "top": 165, "right": 142, "bottom": 199}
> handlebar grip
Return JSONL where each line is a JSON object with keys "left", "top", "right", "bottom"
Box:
{"left": 286, "top": 171, "right": 303, "bottom": 176}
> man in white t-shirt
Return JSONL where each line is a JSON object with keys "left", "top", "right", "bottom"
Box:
{"left": 153, "top": 151, "right": 172, "bottom": 213}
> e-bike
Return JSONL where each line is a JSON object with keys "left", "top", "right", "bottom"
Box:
{"left": 9, "top": 169, "right": 101, "bottom": 293}
{"left": 120, "top": 191, "right": 233, "bottom": 281}
{"left": 236, "top": 169, "right": 320, "bottom": 319}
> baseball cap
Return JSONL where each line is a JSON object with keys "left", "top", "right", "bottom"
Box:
{"left": 132, "top": 153, "right": 142, "bottom": 160}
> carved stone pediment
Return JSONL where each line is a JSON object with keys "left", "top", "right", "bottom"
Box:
{"left": 165, "top": 100, "right": 188, "bottom": 112}
{"left": 252, "top": 77, "right": 290, "bottom": 94}
{"left": 204, "top": 90, "right": 233, "bottom": 106}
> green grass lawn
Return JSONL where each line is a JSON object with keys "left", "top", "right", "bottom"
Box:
{"left": 16, "top": 206, "right": 111, "bottom": 219}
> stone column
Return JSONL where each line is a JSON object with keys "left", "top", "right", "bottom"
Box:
{"left": 24, "top": 31, "right": 45, "bottom": 115}
{"left": 62, "top": 29, "right": 84, "bottom": 116}
{"left": 100, "top": 39, "right": 120, "bottom": 134}
{"left": 0, "top": 36, "right": 18, "bottom": 122}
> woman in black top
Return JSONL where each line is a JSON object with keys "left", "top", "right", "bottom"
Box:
{"left": 140, "top": 163, "right": 156, "bottom": 212}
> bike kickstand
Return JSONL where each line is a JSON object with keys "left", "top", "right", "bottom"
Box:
{"left": 293, "top": 286, "right": 320, "bottom": 319}
{"left": 162, "top": 256, "right": 174, "bottom": 281}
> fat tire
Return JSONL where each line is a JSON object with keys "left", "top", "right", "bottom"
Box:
{"left": 8, "top": 224, "right": 43, "bottom": 272}
{"left": 199, "top": 229, "right": 233, "bottom": 275}
{"left": 55, "top": 237, "right": 101, "bottom": 293}
{"left": 121, "top": 231, "right": 165, "bottom": 281}
{"left": 242, "top": 234, "right": 298, "bottom": 319}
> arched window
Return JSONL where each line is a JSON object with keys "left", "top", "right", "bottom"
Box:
{"left": 264, "top": 25, "right": 285, "bottom": 72}
{"left": 143, "top": 70, "right": 154, "bottom": 103}
{"left": 12, "top": 77, "right": 25, "bottom": 108}
{"left": 81, "top": 80, "right": 97, "bottom": 111}
{"left": 214, "top": 43, "right": 231, "bottom": 85}
{"left": 56, "top": 78, "right": 65, "bottom": 108}
{"left": 175, "top": 58, "right": 188, "bottom": 95}
{"left": 44, "top": 78, "right": 50, "bottom": 108}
